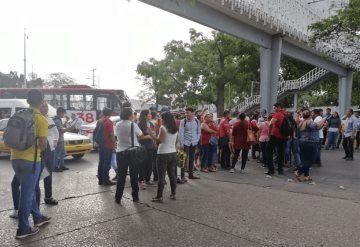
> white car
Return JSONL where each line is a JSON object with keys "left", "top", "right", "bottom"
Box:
{"left": 79, "top": 116, "right": 120, "bottom": 143}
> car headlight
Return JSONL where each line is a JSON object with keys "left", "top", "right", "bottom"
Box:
{"left": 83, "top": 139, "right": 91, "bottom": 144}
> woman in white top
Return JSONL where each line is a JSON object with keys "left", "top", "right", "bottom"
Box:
{"left": 114, "top": 107, "right": 152, "bottom": 204}
{"left": 152, "top": 111, "right": 179, "bottom": 202}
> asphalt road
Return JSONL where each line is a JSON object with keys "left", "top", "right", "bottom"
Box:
{"left": 0, "top": 148, "right": 360, "bottom": 247}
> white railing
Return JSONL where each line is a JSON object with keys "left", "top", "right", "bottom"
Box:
{"left": 278, "top": 67, "right": 328, "bottom": 95}
{"left": 233, "top": 95, "right": 261, "bottom": 112}
{"left": 232, "top": 67, "right": 330, "bottom": 113}
{"left": 207, "top": 0, "right": 356, "bottom": 69}
{"left": 218, "top": 0, "right": 344, "bottom": 42}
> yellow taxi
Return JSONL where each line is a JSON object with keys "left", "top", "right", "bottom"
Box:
{"left": 0, "top": 119, "right": 9, "bottom": 156}
{"left": 64, "top": 132, "right": 92, "bottom": 159}
{"left": 0, "top": 119, "right": 92, "bottom": 159}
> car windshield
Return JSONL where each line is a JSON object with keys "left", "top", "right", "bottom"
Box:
{"left": 0, "top": 119, "right": 9, "bottom": 131}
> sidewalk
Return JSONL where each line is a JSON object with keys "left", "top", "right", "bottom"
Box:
{"left": 0, "top": 149, "right": 359, "bottom": 246}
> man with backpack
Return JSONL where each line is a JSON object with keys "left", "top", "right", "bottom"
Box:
{"left": 265, "top": 103, "right": 289, "bottom": 176}
{"left": 5, "top": 89, "right": 51, "bottom": 239}
{"left": 53, "top": 107, "right": 74, "bottom": 172}
{"left": 94, "top": 107, "right": 116, "bottom": 186}
{"left": 179, "top": 107, "right": 201, "bottom": 179}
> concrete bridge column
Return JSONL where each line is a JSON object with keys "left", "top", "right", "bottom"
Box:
{"left": 260, "top": 35, "right": 282, "bottom": 114}
{"left": 293, "top": 93, "right": 298, "bottom": 112}
{"left": 338, "top": 69, "right": 353, "bottom": 117}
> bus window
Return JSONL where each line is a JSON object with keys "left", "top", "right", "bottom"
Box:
{"left": 96, "top": 97, "right": 107, "bottom": 111}
{"left": 54, "top": 94, "right": 67, "bottom": 109}
{"left": 69, "top": 95, "right": 85, "bottom": 110}
{"left": 44, "top": 94, "right": 53, "bottom": 105}
{"left": 83, "top": 95, "right": 95, "bottom": 110}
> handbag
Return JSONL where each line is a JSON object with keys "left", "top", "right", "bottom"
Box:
{"left": 124, "top": 123, "right": 147, "bottom": 165}
{"left": 218, "top": 136, "right": 229, "bottom": 146}
{"left": 247, "top": 121, "right": 256, "bottom": 144}
{"left": 111, "top": 152, "right": 117, "bottom": 170}
{"left": 209, "top": 135, "right": 218, "bottom": 146}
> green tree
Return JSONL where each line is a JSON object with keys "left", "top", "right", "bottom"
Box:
{"left": 137, "top": 29, "right": 259, "bottom": 114}
{"left": 309, "top": 0, "right": 360, "bottom": 66}
{"left": 44, "top": 73, "right": 76, "bottom": 88}
{"left": 0, "top": 71, "right": 22, "bottom": 88}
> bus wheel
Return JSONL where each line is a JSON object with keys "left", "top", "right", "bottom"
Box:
{"left": 72, "top": 154, "right": 85, "bottom": 160}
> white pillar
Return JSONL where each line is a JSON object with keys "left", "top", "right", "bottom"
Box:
{"left": 338, "top": 69, "right": 353, "bottom": 117}
{"left": 293, "top": 93, "right": 298, "bottom": 112}
{"left": 260, "top": 35, "right": 282, "bottom": 114}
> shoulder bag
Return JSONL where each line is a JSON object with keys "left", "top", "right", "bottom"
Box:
{"left": 124, "top": 123, "right": 147, "bottom": 165}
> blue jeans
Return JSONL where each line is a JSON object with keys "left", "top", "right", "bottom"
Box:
{"left": 292, "top": 139, "right": 301, "bottom": 170}
{"left": 299, "top": 141, "right": 316, "bottom": 177}
{"left": 326, "top": 132, "right": 338, "bottom": 149}
{"left": 12, "top": 160, "right": 43, "bottom": 232}
{"left": 201, "top": 144, "right": 217, "bottom": 168}
{"left": 55, "top": 141, "right": 65, "bottom": 169}
{"left": 97, "top": 147, "right": 112, "bottom": 183}
{"left": 314, "top": 139, "right": 322, "bottom": 164}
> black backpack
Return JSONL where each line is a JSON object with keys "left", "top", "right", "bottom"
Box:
{"left": 280, "top": 113, "right": 295, "bottom": 137}
{"left": 4, "top": 109, "right": 36, "bottom": 150}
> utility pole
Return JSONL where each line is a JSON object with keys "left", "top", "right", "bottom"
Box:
{"left": 23, "top": 29, "right": 28, "bottom": 88}
{"left": 90, "top": 69, "right": 96, "bottom": 87}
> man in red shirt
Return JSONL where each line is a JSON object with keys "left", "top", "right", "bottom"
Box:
{"left": 97, "top": 107, "right": 116, "bottom": 185}
{"left": 218, "top": 110, "right": 231, "bottom": 169}
{"left": 266, "top": 103, "right": 288, "bottom": 175}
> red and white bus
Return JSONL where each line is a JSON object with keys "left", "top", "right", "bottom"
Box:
{"left": 0, "top": 85, "right": 131, "bottom": 123}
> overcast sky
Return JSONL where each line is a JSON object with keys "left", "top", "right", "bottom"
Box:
{"left": 0, "top": 0, "right": 212, "bottom": 98}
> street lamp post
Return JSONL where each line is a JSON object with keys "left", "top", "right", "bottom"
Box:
{"left": 23, "top": 30, "right": 28, "bottom": 88}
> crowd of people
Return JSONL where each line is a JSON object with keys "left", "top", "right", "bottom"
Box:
{"left": 7, "top": 89, "right": 360, "bottom": 239}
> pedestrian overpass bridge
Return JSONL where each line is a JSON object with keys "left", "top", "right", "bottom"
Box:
{"left": 138, "top": 0, "right": 356, "bottom": 116}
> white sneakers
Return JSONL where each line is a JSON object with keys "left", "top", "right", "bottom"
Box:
{"left": 229, "top": 168, "right": 245, "bottom": 174}
{"left": 9, "top": 210, "right": 18, "bottom": 219}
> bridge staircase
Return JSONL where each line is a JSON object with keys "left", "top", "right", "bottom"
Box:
{"left": 232, "top": 67, "right": 331, "bottom": 113}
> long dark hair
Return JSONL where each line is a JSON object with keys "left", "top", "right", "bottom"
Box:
{"left": 138, "top": 109, "right": 150, "bottom": 134}
{"left": 161, "top": 112, "right": 177, "bottom": 134}
{"left": 238, "top": 113, "right": 246, "bottom": 129}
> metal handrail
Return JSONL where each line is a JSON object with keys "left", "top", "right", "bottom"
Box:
{"left": 232, "top": 67, "right": 329, "bottom": 113}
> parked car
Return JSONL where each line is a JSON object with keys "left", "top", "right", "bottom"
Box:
{"left": 79, "top": 116, "right": 121, "bottom": 143}
{"left": 0, "top": 118, "right": 93, "bottom": 159}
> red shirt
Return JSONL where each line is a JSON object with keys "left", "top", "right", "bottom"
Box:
{"left": 232, "top": 120, "right": 259, "bottom": 150}
{"left": 101, "top": 117, "right": 115, "bottom": 149}
{"left": 219, "top": 118, "right": 230, "bottom": 138}
{"left": 200, "top": 122, "right": 217, "bottom": 145}
{"left": 175, "top": 119, "right": 181, "bottom": 129}
{"left": 271, "top": 110, "right": 287, "bottom": 139}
